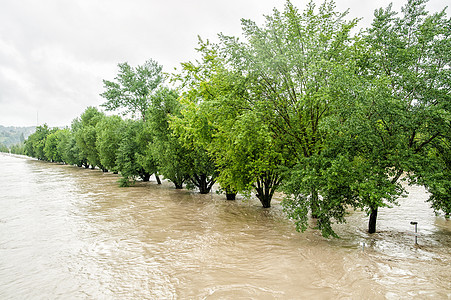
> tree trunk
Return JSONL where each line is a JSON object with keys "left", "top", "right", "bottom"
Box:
{"left": 155, "top": 174, "right": 161, "bottom": 185}
{"left": 173, "top": 175, "right": 185, "bottom": 189}
{"left": 258, "top": 194, "right": 271, "bottom": 208}
{"left": 192, "top": 174, "right": 215, "bottom": 194}
{"left": 254, "top": 173, "right": 280, "bottom": 208}
{"left": 226, "top": 192, "right": 236, "bottom": 200}
{"left": 223, "top": 186, "right": 236, "bottom": 200}
{"left": 256, "top": 188, "right": 271, "bottom": 208}
{"left": 141, "top": 173, "right": 151, "bottom": 182}
{"left": 198, "top": 174, "right": 208, "bottom": 194}
{"left": 368, "top": 206, "right": 378, "bottom": 234}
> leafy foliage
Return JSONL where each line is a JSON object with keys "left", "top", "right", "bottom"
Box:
{"left": 115, "top": 120, "right": 143, "bottom": 186}
{"left": 75, "top": 107, "right": 105, "bottom": 170}
{"left": 96, "top": 115, "right": 125, "bottom": 173}
{"left": 147, "top": 88, "right": 192, "bottom": 189}
{"left": 101, "top": 59, "right": 163, "bottom": 121}
{"left": 345, "top": 0, "right": 451, "bottom": 231}
{"left": 44, "top": 129, "right": 64, "bottom": 162}
{"left": 25, "top": 124, "right": 52, "bottom": 160}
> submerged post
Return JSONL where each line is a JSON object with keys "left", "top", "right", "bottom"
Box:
{"left": 410, "top": 221, "right": 418, "bottom": 245}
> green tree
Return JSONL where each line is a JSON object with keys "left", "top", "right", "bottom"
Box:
{"left": 215, "top": 110, "right": 287, "bottom": 208}
{"left": 25, "top": 124, "right": 51, "bottom": 160}
{"left": 75, "top": 107, "right": 105, "bottom": 170}
{"left": 101, "top": 59, "right": 163, "bottom": 121}
{"left": 44, "top": 129, "right": 64, "bottom": 162}
{"left": 114, "top": 120, "right": 155, "bottom": 186}
{"left": 0, "top": 143, "right": 8, "bottom": 153}
{"left": 135, "top": 119, "right": 161, "bottom": 183}
{"left": 147, "top": 88, "right": 192, "bottom": 189}
{"left": 64, "top": 120, "right": 86, "bottom": 167}
{"left": 347, "top": 0, "right": 451, "bottom": 233}
{"left": 10, "top": 143, "right": 26, "bottom": 155}
{"left": 217, "top": 1, "right": 357, "bottom": 215}
{"left": 116, "top": 120, "right": 141, "bottom": 186}
{"left": 172, "top": 41, "right": 223, "bottom": 194}
{"left": 96, "top": 115, "right": 125, "bottom": 173}
{"left": 56, "top": 128, "right": 71, "bottom": 164}
{"left": 174, "top": 37, "right": 291, "bottom": 205}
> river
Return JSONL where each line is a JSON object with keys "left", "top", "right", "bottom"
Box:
{"left": 0, "top": 153, "right": 450, "bottom": 299}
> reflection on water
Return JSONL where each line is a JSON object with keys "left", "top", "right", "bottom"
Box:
{"left": 0, "top": 154, "right": 450, "bottom": 299}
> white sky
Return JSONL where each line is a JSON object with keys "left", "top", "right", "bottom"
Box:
{"left": 0, "top": 0, "right": 448, "bottom": 127}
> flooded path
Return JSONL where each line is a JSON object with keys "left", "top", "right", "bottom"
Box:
{"left": 0, "top": 154, "right": 450, "bottom": 299}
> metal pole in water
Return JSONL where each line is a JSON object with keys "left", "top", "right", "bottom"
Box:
{"left": 410, "top": 221, "right": 418, "bottom": 245}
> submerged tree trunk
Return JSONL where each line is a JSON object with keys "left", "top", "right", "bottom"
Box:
{"left": 368, "top": 206, "right": 378, "bottom": 234}
{"left": 192, "top": 173, "right": 215, "bottom": 194}
{"left": 226, "top": 193, "right": 236, "bottom": 200}
{"left": 155, "top": 174, "right": 161, "bottom": 185}
{"left": 254, "top": 172, "right": 281, "bottom": 208}
{"left": 141, "top": 172, "right": 151, "bottom": 182}
{"left": 256, "top": 191, "right": 272, "bottom": 208}
{"left": 367, "top": 170, "right": 403, "bottom": 234}
{"left": 198, "top": 174, "right": 209, "bottom": 194}
{"left": 172, "top": 174, "right": 185, "bottom": 189}
{"left": 225, "top": 187, "right": 236, "bottom": 200}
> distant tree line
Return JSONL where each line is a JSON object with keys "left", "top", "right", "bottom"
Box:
{"left": 14, "top": 0, "right": 450, "bottom": 238}
{"left": 0, "top": 125, "right": 35, "bottom": 148}
{"left": 1, "top": 141, "right": 26, "bottom": 154}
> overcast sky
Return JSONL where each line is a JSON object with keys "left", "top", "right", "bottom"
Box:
{"left": 0, "top": 0, "right": 448, "bottom": 127}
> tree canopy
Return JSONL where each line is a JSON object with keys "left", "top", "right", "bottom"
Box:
{"left": 101, "top": 59, "right": 163, "bottom": 121}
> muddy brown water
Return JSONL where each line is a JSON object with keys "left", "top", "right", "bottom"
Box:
{"left": 0, "top": 154, "right": 450, "bottom": 299}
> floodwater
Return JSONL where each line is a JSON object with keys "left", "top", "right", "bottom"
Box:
{"left": 0, "top": 153, "right": 449, "bottom": 299}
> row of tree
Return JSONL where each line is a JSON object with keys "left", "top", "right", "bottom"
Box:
{"left": 0, "top": 143, "right": 9, "bottom": 153}
{"left": 14, "top": 0, "right": 450, "bottom": 238}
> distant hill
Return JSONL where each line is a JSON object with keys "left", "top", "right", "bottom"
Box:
{"left": 0, "top": 125, "right": 36, "bottom": 147}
